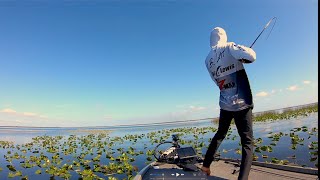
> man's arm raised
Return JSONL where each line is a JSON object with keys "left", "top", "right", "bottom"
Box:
{"left": 229, "top": 42, "right": 256, "bottom": 63}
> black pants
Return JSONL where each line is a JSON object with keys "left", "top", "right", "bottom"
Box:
{"left": 203, "top": 108, "right": 253, "bottom": 180}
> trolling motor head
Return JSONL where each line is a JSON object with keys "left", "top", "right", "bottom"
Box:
{"left": 172, "top": 134, "right": 180, "bottom": 148}
{"left": 172, "top": 134, "right": 179, "bottom": 142}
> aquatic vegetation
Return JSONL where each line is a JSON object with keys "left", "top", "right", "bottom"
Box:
{"left": 0, "top": 140, "right": 14, "bottom": 149}
{"left": 235, "top": 149, "right": 241, "bottom": 155}
{"left": 269, "top": 158, "right": 290, "bottom": 165}
{"left": 35, "top": 169, "right": 41, "bottom": 174}
{"left": 0, "top": 107, "right": 318, "bottom": 179}
{"left": 253, "top": 103, "right": 318, "bottom": 122}
{"left": 0, "top": 130, "right": 142, "bottom": 179}
{"left": 8, "top": 170, "right": 22, "bottom": 178}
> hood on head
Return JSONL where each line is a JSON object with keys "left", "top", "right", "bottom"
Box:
{"left": 210, "top": 27, "right": 227, "bottom": 48}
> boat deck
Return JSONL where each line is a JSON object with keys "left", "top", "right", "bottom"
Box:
{"left": 206, "top": 159, "right": 318, "bottom": 180}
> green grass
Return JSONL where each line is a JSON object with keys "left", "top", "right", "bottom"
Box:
{"left": 253, "top": 103, "right": 318, "bottom": 122}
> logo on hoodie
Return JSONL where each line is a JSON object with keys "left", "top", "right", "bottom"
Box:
{"left": 218, "top": 79, "right": 235, "bottom": 90}
{"left": 217, "top": 49, "right": 225, "bottom": 63}
{"left": 215, "top": 64, "right": 235, "bottom": 77}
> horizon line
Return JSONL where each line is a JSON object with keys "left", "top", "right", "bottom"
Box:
{"left": 0, "top": 102, "right": 317, "bottom": 129}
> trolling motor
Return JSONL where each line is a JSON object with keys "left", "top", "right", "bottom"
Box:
{"left": 153, "top": 134, "right": 181, "bottom": 164}
{"left": 153, "top": 134, "right": 203, "bottom": 171}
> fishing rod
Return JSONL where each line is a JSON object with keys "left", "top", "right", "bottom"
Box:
{"left": 250, "top": 17, "right": 277, "bottom": 48}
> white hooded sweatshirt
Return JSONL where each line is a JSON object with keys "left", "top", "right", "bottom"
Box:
{"left": 205, "top": 27, "right": 256, "bottom": 111}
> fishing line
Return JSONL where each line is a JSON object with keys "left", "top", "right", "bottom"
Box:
{"left": 265, "top": 17, "right": 277, "bottom": 40}
{"left": 250, "top": 17, "right": 277, "bottom": 48}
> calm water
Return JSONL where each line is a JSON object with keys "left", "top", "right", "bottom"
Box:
{"left": 0, "top": 113, "right": 318, "bottom": 179}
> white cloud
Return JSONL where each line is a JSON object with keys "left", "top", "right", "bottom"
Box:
{"left": 0, "top": 108, "right": 48, "bottom": 119}
{"left": 189, "top": 105, "right": 206, "bottom": 111}
{"left": 120, "top": 104, "right": 210, "bottom": 126}
{"left": 104, "top": 115, "right": 113, "bottom": 120}
{"left": 256, "top": 91, "right": 269, "bottom": 97}
{"left": 170, "top": 105, "right": 208, "bottom": 120}
{"left": 1, "top": 108, "right": 17, "bottom": 113}
{"left": 0, "top": 108, "right": 82, "bottom": 127}
{"left": 303, "top": 80, "right": 311, "bottom": 84}
{"left": 39, "top": 115, "right": 48, "bottom": 119}
{"left": 286, "top": 85, "right": 298, "bottom": 91}
{"left": 175, "top": 104, "right": 207, "bottom": 113}
{"left": 23, "top": 112, "right": 37, "bottom": 117}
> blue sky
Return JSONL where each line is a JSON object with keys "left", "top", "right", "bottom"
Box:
{"left": 0, "top": 0, "right": 318, "bottom": 127}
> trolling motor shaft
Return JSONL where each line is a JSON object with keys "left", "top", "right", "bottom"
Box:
{"left": 171, "top": 134, "right": 180, "bottom": 147}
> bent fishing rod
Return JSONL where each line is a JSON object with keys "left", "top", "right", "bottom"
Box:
{"left": 250, "top": 17, "right": 277, "bottom": 48}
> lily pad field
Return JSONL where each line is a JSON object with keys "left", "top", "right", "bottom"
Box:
{"left": 0, "top": 103, "right": 318, "bottom": 180}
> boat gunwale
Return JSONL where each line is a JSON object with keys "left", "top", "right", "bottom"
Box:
{"left": 217, "top": 157, "right": 318, "bottom": 175}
